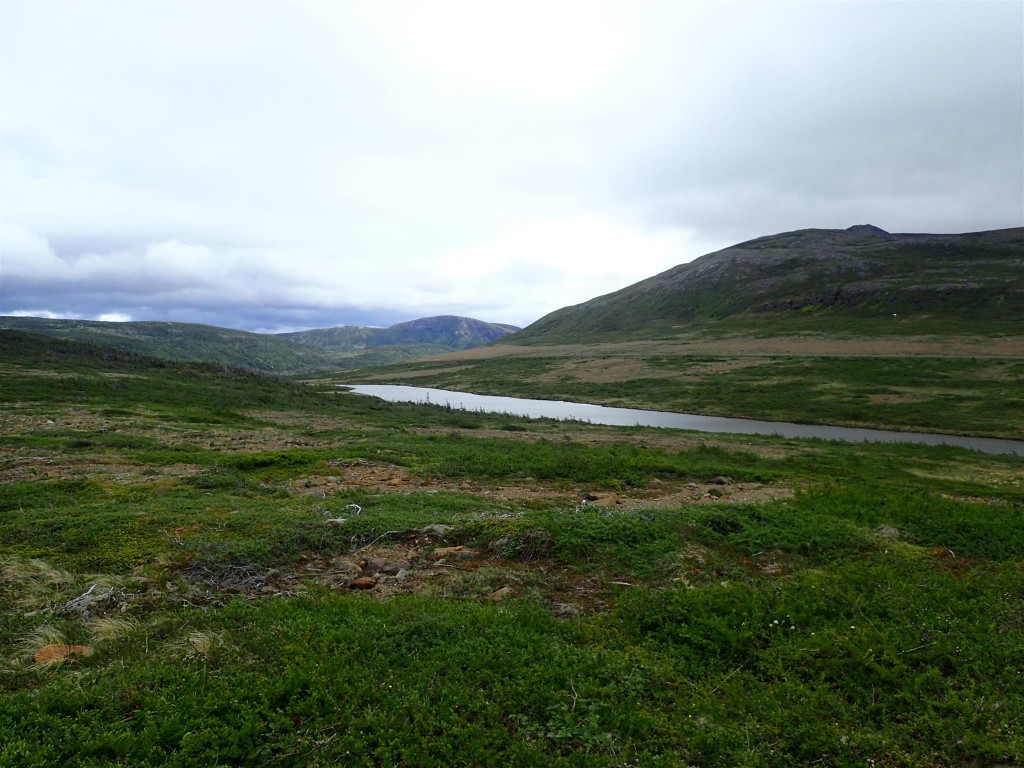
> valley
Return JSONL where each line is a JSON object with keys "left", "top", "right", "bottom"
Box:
{"left": 2, "top": 224, "right": 1022, "bottom": 766}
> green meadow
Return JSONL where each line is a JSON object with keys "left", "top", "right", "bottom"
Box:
{"left": 1, "top": 330, "right": 1023, "bottom": 766}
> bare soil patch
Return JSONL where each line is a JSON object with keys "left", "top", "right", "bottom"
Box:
{"left": 284, "top": 460, "right": 792, "bottom": 507}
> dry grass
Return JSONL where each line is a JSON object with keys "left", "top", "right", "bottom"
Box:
{"left": 181, "top": 629, "right": 231, "bottom": 661}
{"left": 87, "top": 616, "right": 138, "bottom": 644}
{"left": 1, "top": 558, "right": 74, "bottom": 610}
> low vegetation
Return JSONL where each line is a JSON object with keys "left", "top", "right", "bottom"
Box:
{"left": 1, "top": 331, "right": 1022, "bottom": 766}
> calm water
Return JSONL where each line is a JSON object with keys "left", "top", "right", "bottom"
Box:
{"left": 341, "top": 384, "right": 1023, "bottom": 456}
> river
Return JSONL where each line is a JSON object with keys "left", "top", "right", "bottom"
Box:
{"left": 340, "top": 384, "right": 1023, "bottom": 456}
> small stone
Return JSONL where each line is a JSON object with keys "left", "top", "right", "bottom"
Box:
{"left": 394, "top": 569, "right": 410, "bottom": 581}
{"left": 349, "top": 577, "right": 376, "bottom": 590}
{"left": 364, "top": 558, "right": 387, "bottom": 575}
{"left": 486, "top": 586, "right": 513, "bottom": 602}
{"left": 687, "top": 482, "right": 699, "bottom": 490}
{"left": 33, "top": 644, "right": 93, "bottom": 665}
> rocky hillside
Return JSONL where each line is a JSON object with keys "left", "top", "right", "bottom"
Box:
{"left": 278, "top": 315, "right": 519, "bottom": 352}
{"left": 512, "top": 225, "right": 1024, "bottom": 342}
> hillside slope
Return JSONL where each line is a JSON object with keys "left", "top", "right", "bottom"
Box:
{"left": 512, "top": 225, "right": 1024, "bottom": 343}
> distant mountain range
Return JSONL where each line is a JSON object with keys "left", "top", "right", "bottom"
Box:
{"left": 278, "top": 316, "right": 519, "bottom": 351}
{"left": 512, "top": 225, "right": 1024, "bottom": 343}
{"left": 0, "top": 315, "right": 520, "bottom": 374}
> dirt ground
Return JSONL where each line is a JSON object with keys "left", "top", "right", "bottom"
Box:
{"left": 286, "top": 460, "right": 792, "bottom": 508}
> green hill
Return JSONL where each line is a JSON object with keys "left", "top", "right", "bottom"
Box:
{"left": 0, "top": 315, "right": 519, "bottom": 374}
{"left": 512, "top": 225, "right": 1024, "bottom": 343}
{"left": 0, "top": 318, "right": 340, "bottom": 374}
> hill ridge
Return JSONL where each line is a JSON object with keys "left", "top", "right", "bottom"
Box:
{"left": 511, "top": 225, "right": 1024, "bottom": 342}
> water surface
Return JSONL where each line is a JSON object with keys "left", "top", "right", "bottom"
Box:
{"left": 341, "top": 384, "right": 1023, "bottom": 456}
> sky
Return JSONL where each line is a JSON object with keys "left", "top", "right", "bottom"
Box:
{"left": 2, "top": 0, "right": 1022, "bottom": 332}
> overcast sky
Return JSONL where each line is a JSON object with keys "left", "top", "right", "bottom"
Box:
{"left": 2, "top": 1, "right": 1022, "bottom": 332}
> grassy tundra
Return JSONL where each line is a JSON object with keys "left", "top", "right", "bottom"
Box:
{"left": 1, "top": 330, "right": 1022, "bottom": 767}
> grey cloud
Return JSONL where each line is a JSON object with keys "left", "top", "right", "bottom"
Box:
{"left": 2, "top": 1, "right": 1020, "bottom": 332}
{"left": 607, "top": 1, "right": 1023, "bottom": 243}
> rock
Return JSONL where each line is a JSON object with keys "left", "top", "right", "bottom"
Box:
{"left": 33, "top": 644, "right": 93, "bottom": 665}
{"left": 57, "top": 583, "right": 114, "bottom": 615}
{"left": 486, "top": 586, "right": 513, "bottom": 602}
{"left": 419, "top": 524, "right": 455, "bottom": 538}
{"left": 386, "top": 477, "right": 403, "bottom": 487}
{"left": 707, "top": 486, "right": 726, "bottom": 498}
{"left": 380, "top": 561, "right": 410, "bottom": 575}
{"left": 876, "top": 525, "right": 900, "bottom": 540}
{"left": 584, "top": 494, "right": 617, "bottom": 507}
{"left": 430, "top": 546, "right": 475, "bottom": 560}
{"left": 394, "top": 569, "right": 410, "bottom": 581}
{"left": 687, "top": 482, "right": 699, "bottom": 490}
{"left": 364, "top": 558, "right": 387, "bottom": 575}
{"left": 349, "top": 577, "right": 376, "bottom": 590}
{"left": 709, "top": 476, "right": 733, "bottom": 486}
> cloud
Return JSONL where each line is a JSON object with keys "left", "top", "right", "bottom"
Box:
{"left": 1, "top": 1, "right": 1020, "bottom": 332}
{"left": 607, "top": 1, "right": 1024, "bottom": 242}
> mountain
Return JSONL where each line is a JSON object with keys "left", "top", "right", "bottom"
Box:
{"left": 0, "top": 315, "right": 519, "bottom": 374}
{"left": 511, "top": 225, "right": 1024, "bottom": 343}
{"left": 277, "top": 315, "right": 519, "bottom": 351}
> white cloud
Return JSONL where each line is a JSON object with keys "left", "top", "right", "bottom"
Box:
{"left": 6, "top": 309, "right": 74, "bottom": 320}
{"left": 399, "top": 0, "right": 626, "bottom": 100}
{"left": 1, "top": 223, "right": 63, "bottom": 278}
